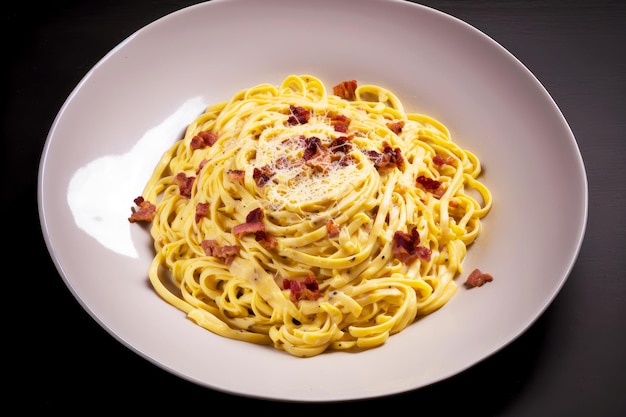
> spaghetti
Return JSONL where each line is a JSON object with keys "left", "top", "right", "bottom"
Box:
{"left": 129, "top": 74, "right": 492, "bottom": 357}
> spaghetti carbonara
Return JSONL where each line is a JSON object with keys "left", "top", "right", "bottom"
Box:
{"left": 129, "top": 74, "right": 492, "bottom": 357}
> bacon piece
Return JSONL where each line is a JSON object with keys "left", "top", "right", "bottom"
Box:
{"left": 366, "top": 142, "right": 404, "bottom": 169}
{"left": 432, "top": 185, "right": 447, "bottom": 198}
{"left": 416, "top": 175, "right": 441, "bottom": 190}
{"left": 392, "top": 227, "right": 432, "bottom": 264}
{"left": 174, "top": 172, "right": 195, "bottom": 198}
{"left": 337, "top": 154, "right": 356, "bottom": 167}
{"left": 330, "top": 114, "right": 351, "bottom": 132}
{"left": 231, "top": 208, "right": 278, "bottom": 250}
{"left": 302, "top": 136, "right": 324, "bottom": 161}
{"left": 227, "top": 169, "right": 245, "bottom": 183}
{"left": 287, "top": 105, "right": 311, "bottom": 125}
{"left": 301, "top": 136, "right": 333, "bottom": 171}
{"left": 464, "top": 268, "right": 494, "bottom": 288}
{"left": 195, "top": 202, "right": 209, "bottom": 223}
{"left": 246, "top": 207, "right": 264, "bottom": 223}
{"left": 333, "top": 80, "right": 357, "bottom": 100}
{"left": 386, "top": 121, "right": 404, "bottom": 134}
{"left": 326, "top": 219, "right": 340, "bottom": 237}
{"left": 190, "top": 131, "right": 218, "bottom": 150}
{"left": 200, "top": 239, "right": 218, "bottom": 255}
{"left": 417, "top": 174, "right": 445, "bottom": 198}
{"left": 255, "top": 230, "right": 278, "bottom": 250}
{"left": 232, "top": 207, "right": 278, "bottom": 250}
{"left": 233, "top": 208, "right": 266, "bottom": 238}
{"left": 200, "top": 239, "right": 240, "bottom": 265}
{"left": 329, "top": 137, "right": 352, "bottom": 154}
{"left": 415, "top": 246, "right": 432, "bottom": 261}
{"left": 274, "top": 156, "right": 291, "bottom": 169}
{"left": 433, "top": 154, "right": 456, "bottom": 168}
{"left": 196, "top": 159, "right": 209, "bottom": 174}
{"left": 128, "top": 196, "right": 156, "bottom": 223}
{"left": 233, "top": 221, "right": 264, "bottom": 237}
{"left": 283, "top": 274, "right": 321, "bottom": 302}
{"left": 253, "top": 165, "right": 275, "bottom": 187}
{"left": 383, "top": 143, "right": 404, "bottom": 168}
{"left": 366, "top": 150, "right": 383, "bottom": 165}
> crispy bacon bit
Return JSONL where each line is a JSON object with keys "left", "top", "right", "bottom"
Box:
{"left": 366, "top": 150, "right": 382, "bottom": 164}
{"left": 366, "top": 142, "right": 404, "bottom": 170}
{"left": 386, "top": 121, "right": 405, "bottom": 134}
{"left": 300, "top": 136, "right": 333, "bottom": 171}
{"left": 274, "top": 156, "right": 291, "bottom": 169}
{"left": 196, "top": 159, "right": 209, "bottom": 174}
{"left": 464, "top": 268, "right": 494, "bottom": 288}
{"left": 174, "top": 172, "right": 195, "bottom": 198}
{"left": 415, "top": 246, "right": 432, "bottom": 261}
{"left": 384, "top": 143, "right": 404, "bottom": 168}
{"left": 433, "top": 154, "right": 455, "bottom": 167}
{"left": 287, "top": 105, "right": 311, "bottom": 125}
{"left": 329, "top": 137, "right": 352, "bottom": 154}
{"left": 190, "top": 131, "right": 218, "bottom": 150}
{"left": 231, "top": 208, "right": 277, "bottom": 249}
{"left": 392, "top": 227, "right": 432, "bottom": 264}
{"left": 433, "top": 154, "right": 446, "bottom": 167}
{"left": 233, "top": 208, "right": 266, "bottom": 238}
{"left": 195, "top": 202, "right": 210, "bottom": 223}
{"left": 253, "top": 165, "right": 275, "bottom": 187}
{"left": 326, "top": 219, "right": 340, "bottom": 237}
{"left": 302, "top": 136, "right": 324, "bottom": 160}
{"left": 333, "top": 80, "right": 358, "bottom": 100}
{"left": 283, "top": 274, "right": 322, "bottom": 302}
{"left": 433, "top": 155, "right": 445, "bottom": 166}
{"left": 227, "top": 169, "right": 245, "bottom": 183}
{"left": 246, "top": 207, "right": 264, "bottom": 223}
{"left": 200, "top": 239, "right": 240, "bottom": 265}
{"left": 432, "top": 185, "right": 447, "bottom": 198}
{"left": 416, "top": 175, "right": 441, "bottom": 190}
{"left": 337, "top": 154, "right": 357, "bottom": 167}
{"left": 232, "top": 221, "right": 265, "bottom": 237}
{"left": 128, "top": 196, "right": 156, "bottom": 223}
{"left": 330, "top": 114, "right": 351, "bottom": 132}
{"left": 255, "top": 230, "right": 278, "bottom": 250}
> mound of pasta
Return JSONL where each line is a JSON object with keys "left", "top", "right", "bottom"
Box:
{"left": 129, "top": 74, "right": 492, "bottom": 357}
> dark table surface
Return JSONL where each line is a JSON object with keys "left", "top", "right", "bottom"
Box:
{"left": 4, "top": 0, "right": 625, "bottom": 414}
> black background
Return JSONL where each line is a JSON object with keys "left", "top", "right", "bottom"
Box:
{"left": 4, "top": 1, "right": 625, "bottom": 414}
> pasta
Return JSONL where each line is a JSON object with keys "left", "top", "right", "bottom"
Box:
{"left": 129, "top": 74, "right": 492, "bottom": 357}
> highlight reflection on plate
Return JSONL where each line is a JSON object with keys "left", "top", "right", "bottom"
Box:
{"left": 38, "top": 0, "right": 587, "bottom": 402}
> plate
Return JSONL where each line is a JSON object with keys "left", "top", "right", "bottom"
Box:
{"left": 38, "top": 0, "right": 587, "bottom": 402}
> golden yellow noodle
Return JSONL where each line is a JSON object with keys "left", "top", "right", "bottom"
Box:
{"left": 131, "top": 74, "right": 492, "bottom": 357}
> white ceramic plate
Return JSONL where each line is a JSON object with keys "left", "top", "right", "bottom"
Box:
{"left": 38, "top": 0, "right": 587, "bottom": 402}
